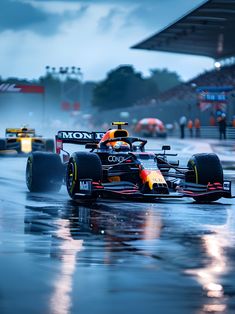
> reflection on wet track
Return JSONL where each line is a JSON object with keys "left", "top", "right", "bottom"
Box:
{"left": 0, "top": 156, "right": 235, "bottom": 314}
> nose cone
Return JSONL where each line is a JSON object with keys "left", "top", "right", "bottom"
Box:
{"left": 21, "top": 138, "right": 32, "bottom": 153}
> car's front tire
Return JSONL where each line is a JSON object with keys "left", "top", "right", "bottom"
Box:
{"left": 66, "top": 152, "right": 102, "bottom": 200}
{"left": 186, "top": 153, "right": 223, "bottom": 202}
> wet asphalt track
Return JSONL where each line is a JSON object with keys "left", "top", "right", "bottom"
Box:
{"left": 0, "top": 141, "right": 235, "bottom": 314}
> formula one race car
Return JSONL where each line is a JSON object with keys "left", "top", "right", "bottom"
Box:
{"left": 135, "top": 118, "right": 167, "bottom": 138}
{"left": 26, "top": 122, "right": 233, "bottom": 203}
{"left": 0, "top": 127, "right": 54, "bottom": 154}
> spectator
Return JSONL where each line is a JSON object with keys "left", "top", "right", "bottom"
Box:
{"left": 179, "top": 116, "right": 187, "bottom": 139}
{"left": 194, "top": 118, "right": 201, "bottom": 138}
{"left": 218, "top": 113, "right": 227, "bottom": 140}
{"left": 209, "top": 114, "right": 216, "bottom": 126}
{"left": 187, "top": 119, "right": 193, "bottom": 137}
{"left": 232, "top": 115, "right": 235, "bottom": 128}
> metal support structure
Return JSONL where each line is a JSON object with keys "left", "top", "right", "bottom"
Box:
{"left": 45, "top": 66, "right": 83, "bottom": 112}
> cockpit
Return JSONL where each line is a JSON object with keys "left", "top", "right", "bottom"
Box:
{"left": 98, "top": 122, "right": 146, "bottom": 152}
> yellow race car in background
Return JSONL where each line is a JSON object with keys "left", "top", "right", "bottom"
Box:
{"left": 0, "top": 127, "right": 54, "bottom": 154}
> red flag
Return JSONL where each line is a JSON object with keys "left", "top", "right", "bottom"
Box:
{"left": 62, "top": 102, "right": 70, "bottom": 111}
{"left": 73, "top": 102, "right": 80, "bottom": 111}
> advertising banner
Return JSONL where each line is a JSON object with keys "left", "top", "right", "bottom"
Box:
{"left": 0, "top": 83, "right": 44, "bottom": 94}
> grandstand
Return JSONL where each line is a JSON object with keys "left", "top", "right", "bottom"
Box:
{"left": 132, "top": 0, "right": 235, "bottom": 61}
{"left": 131, "top": 0, "right": 235, "bottom": 105}
{"left": 127, "top": 0, "right": 235, "bottom": 138}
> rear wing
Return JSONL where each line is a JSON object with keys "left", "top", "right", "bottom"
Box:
{"left": 5, "top": 127, "right": 36, "bottom": 136}
{"left": 56, "top": 130, "right": 105, "bottom": 154}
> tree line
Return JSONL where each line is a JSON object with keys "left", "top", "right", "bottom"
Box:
{"left": 92, "top": 66, "right": 181, "bottom": 110}
{"left": 0, "top": 66, "right": 181, "bottom": 111}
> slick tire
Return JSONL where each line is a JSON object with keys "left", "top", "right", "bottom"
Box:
{"left": 26, "top": 152, "right": 64, "bottom": 192}
{"left": 0, "top": 139, "right": 6, "bottom": 151}
{"left": 45, "top": 139, "right": 55, "bottom": 152}
{"left": 66, "top": 152, "right": 102, "bottom": 200}
{"left": 186, "top": 153, "right": 223, "bottom": 202}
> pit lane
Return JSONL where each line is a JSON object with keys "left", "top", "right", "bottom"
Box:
{"left": 0, "top": 140, "right": 235, "bottom": 314}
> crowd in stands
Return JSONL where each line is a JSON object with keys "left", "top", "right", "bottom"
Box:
{"left": 158, "top": 63, "right": 235, "bottom": 103}
{"left": 190, "top": 63, "right": 235, "bottom": 87}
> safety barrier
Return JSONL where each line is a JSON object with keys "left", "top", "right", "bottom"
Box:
{"left": 171, "top": 126, "right": 235, "bottom": 139}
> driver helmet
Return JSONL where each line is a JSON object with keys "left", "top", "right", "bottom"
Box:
{"left": 112, "top": 141, "right": 130, "bottom": 152}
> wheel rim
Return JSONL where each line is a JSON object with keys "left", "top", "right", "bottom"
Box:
{"left": 67, "top": 160, "right": 76, "bottom": 194}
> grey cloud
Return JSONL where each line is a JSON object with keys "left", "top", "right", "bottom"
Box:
{"left": 0, "top": 0, "right": 47, "bottom": 31}
{"left": 124, "top": 0, "right": 203, "bottom": 30}
{"left": 123, "top": 5, "right": 168, "bottom": 30}
{"left": 31, "top": 0, "right": 170, "bottom": 2}
{"left": 0, "top": 0, "right": 204, "bottom": 36}
{"left": 0, "top": 0, "right": 88, "bottom": 35}
{"left": 31, "top": 0, "right": 203, "bottom": 4}
{"left": 97, "top": 8, "right": 122, "bottom": 33}
{"left": 30, "top": 4, "right": 88, "bottom": 35}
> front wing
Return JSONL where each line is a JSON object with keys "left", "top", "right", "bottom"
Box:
{"left": 74, "top": 180, "right": 233, "bottom": 200}
{"left": 0, "top": 138, "right": 49, "bottom": 155}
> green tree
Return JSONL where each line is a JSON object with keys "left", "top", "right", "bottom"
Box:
{"left": 149, "top": 68, "right": 182, "bottom": 93}
{"left": 93, "top": 65, "right": 158, "bottom": 110}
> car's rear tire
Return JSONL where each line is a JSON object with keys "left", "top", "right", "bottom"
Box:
{"left": 186, "top": 153, "right": 223, "bottom": 202}
{"left": 26, "top": 152, "right": 64, "bottom": 192}
{"left": 66, "top": 152, "right": 102, "bottom": 200}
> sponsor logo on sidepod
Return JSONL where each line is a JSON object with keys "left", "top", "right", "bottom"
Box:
{"left": 108, "top": 155, "right": 125, "bottom": 163}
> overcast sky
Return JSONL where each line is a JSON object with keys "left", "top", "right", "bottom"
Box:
{"left": 0, "top": 0, "right": 214, "bottom": 82}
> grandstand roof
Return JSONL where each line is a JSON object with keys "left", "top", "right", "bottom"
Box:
{"left": 132, "top": 0, "right": 235, "bottom": 60}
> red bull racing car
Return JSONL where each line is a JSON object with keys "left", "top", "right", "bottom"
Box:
{"left": 26, "top": 122, "right": 233, "bottom": 203}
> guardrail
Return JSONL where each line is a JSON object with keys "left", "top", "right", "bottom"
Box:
{"left": 169, "top": 126, "right": 235, "bottom": 139}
